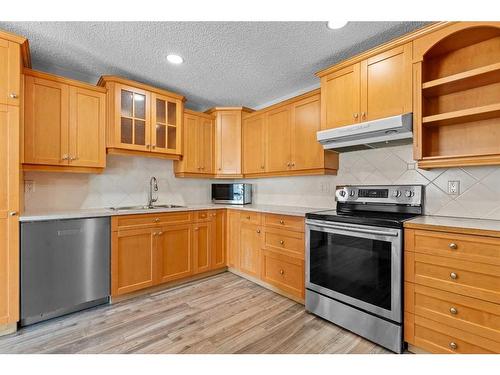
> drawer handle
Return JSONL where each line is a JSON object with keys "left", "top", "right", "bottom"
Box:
{"left": 279, "top": 220, "right": 285, "bottom": 224}
{"left": 450, "top": 272, "right": 458, "bottom": 280}
{"left": 449, "top": 342, "right": 458, "bottom": 350}
{"left": 449, "top": 243, "right": 458, "bottom": 250}
{"left": 279, "top": 269, "right": 284, "bottom": 275}
{"left": 154, "top": 218, "right": 160, "bottom": 223}
{"left": 449, "top": 307, "right": 458, "bottom": 315}
{"left": 280, "top": 240, "right": 285, "bottom": 245}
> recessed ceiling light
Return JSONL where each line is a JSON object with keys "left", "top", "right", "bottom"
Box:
{"left": 167, "top": 54, "right": 184, "bottom": 64}
{"left": 326, "top": 21, "right": 348, "bottom": 30}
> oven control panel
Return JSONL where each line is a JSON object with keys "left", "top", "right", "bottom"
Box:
{"left": 335, "top": 185, "right": 423, "bottom": 206}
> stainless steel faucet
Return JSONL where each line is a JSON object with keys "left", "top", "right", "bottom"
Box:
{"left": 147, "top": 176, "right": 158, "bottom": 208}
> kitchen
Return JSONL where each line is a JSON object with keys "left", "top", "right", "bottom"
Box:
{"left": 0, "top": 6, "right": 500, "bottom": 372}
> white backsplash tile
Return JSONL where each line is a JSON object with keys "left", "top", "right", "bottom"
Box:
{"left": 23, "top": 145, "right": 500, "bottom": 220}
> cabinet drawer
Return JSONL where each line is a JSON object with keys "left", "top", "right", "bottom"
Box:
{"left": 263, "top": 228, "right": 304, "bottom": 258}
{"left": 409, "top": 229, "right": 500, "bottom": 265}
{"left": 407, "top": 253, "right": 500, "bottom": 304}
{"left": 264, "top": 214, "right": 304, "bottom": 232}
{"left": 412, "top": 315, "right": 499, "bottom": 353}
{"left": 240, "top": 211, "right": 261, "bottom": 225}
{"left": 194, "top": 210, "right": 212, "bottom": 222}
{"left": 261, "top": 249, "right": 304, "bottom": 299}
{"left": 112, "top": 212, "right": 192, "bottom": 230}
{"left": 406, "top": 283, "right": 500, "bottom": 343}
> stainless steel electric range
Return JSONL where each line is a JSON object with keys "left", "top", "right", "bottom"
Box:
{"left": 305, "top": 185, "right": 424, "bottom": 353}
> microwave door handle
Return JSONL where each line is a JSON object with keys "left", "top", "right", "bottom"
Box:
{"left": 308, "top": 221, "right": 399, "bottom": 237}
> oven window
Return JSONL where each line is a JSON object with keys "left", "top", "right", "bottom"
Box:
{"left": 309, "top": 230, "right": 392, "bottom": 310}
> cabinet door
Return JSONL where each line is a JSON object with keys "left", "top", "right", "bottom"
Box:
{"left": 181, "top": 113, "right": 200, "bottom": 173}
{"left": 193, "top": 222, "right": 212, "bottom": 274}
{"left": 360, "top": 43, "right": 412, "bottom": 121}
{"left": 114, "top": 84, "right": 151, "bottom": 152}
{"left": 151, "top": 93, "right": 182, "bottom": 155}
{"left": 266, "top": 106, "right": 291, "bottom": 172}
{"left": 0, "top": 105, "right": 19, "bottom": 324}
{"left": 112, "top": 228, "right": 155, "bottom": 296}
{"left": 0, "top": 39, "right": 20, "bottom": 106}
{"left": 216, "top": 111, "right": 241, "bottom": 175}
{"left": 239, "top": 223, "right": 262, "bottom": 278}
{"left": 321, "top": 63, "right": 361, "bottom": 129}
{"left": 211, "top": 210, "right": 226, "bottom": 270}
{"left": 227, "top": 210, "right": 240, "bottom": 269}
{"left": 24, "top": 75, "right": 69, "bottom": 165}
{"left": 200, "top": 117, "right": 214, "bottom": 174}
{"left": 242, "top": 114, "right": 266, "bottom": 174}
{"left": 156, "top": 224, "right": 192, "bottom": 283}
{"left": 291, "top": 94, "right": 323, "bottom": 170}
{"left": 68, "top": 86, "right": 106, "bottom": 168}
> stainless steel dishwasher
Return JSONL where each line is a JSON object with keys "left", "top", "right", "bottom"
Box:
{"left": 20, "top": 217, "right": 110, "bottom": 326}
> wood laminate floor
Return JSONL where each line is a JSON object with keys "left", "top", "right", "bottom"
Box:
{"left": 0, "top": 272, "right": 389, "bottom": 354}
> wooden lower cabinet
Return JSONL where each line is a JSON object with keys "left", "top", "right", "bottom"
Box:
{"left": 227, "top": 209, "right": 241, "bottom": 269}
{"left": 404, "top": 226, "right": 500, "bottom": 353}
{"left": 112, "top": 228, "right": 155, "bottom": 296}
{"left": 193, "top": 222, "right": 211, "bottom": 274}
{"left": 156, "top": 224, "right": 192, "bottom": 284}
{"left": 239, "top": 222, "right": 262, "bottom": 278}
{"left": 261, "top": 250, "right": 304, "bottom": 299}
{"left": 211, "top": 210, "right": 226, "bottom": 269}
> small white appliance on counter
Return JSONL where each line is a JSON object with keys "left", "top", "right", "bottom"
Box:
{"left": 211, "top": 183, "right": 252, "bottom": 205}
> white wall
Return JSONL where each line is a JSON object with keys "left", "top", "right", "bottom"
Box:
{"left": 24, "top": 144, "right": 500, "bottom": 220}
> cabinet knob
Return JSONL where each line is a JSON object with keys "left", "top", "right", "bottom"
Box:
{"left": 280, "top": 240, "right": 285, "bottom": 245}
{"left": 450, "top": 272, "right": 458, "bottom": 280}
{"left": 246, "top": 216, "right": 250, "bottom": 220}
{"left": 279, "top": 220, "right": 284, "bottom": 224}
{"left": 256, "top": 229, "right": 261, "bottom": 233}
{"left": 158, "top": 231, "right": 163, "bottom": 235}
{"left": 69, "top": 155, "right": 78, "bottom": 161}
{"left": 261, "top": 165, "right": 265, "bottom": 169}
{"left": 449, "top": 342, "right": 458, "bottom": 350}
{"left": 449, "top": 307, "right": 458, "bottom": 315}
{"left": 218, "top": 168, "right": 222, "bottom": 171}
{"left": 287, "top": 162, "right": 291, "bottom": 167}
{"left": 361, "top": 112, "right": 366, "bottom": 119}
{"left": 9, "top": 93, "right": 18, "bottom": 99}
{"left": 194, "top": 227, "right": 199, "bottom": 231}
{"left": 291, "top": 162, "right": 295, "bottom": 167}
{"left": 146, "top": 144, "right": 150, "bottom": 149}
{"left": 152, "top": 145, "right": 156, "bottom": 149}
{"left": 279, "top": 269, "right": 284, "bottom": 275}
{"left": 154, "top": 218, "right": 160, "bottom": 223}
{"left": 61, "top": 154, "right": 69, "bottom": 160}
{"left": 449, "top": 243, "right": 458, "bottom": 250}
{"left": 353, "top": 113, "right": 358, "bottom": 119}
{"left": 8, "top": 211, "right": 18, "bottom": 216}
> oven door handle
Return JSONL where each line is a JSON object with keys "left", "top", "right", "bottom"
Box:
{"left": 306, "top": 220, "right": 399, "bottom": 237}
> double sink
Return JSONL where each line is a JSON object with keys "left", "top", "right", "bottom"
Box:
{"left": 109, "top": 204, "right": 186, "bottom": 211}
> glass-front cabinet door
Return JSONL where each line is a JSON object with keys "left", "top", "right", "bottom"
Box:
{"left": 151, "top": 93, "right": 182, "bottom": 155}
{"left": 115, "top": 84, "right": 151, "bottom": 151}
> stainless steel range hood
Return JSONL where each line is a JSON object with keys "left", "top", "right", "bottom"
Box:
{"left": 317, "top": 113, "right": 413, "bottom": 152}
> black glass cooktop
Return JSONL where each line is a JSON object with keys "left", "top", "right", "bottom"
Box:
{"left": 306, "top": 209, "right": 420, "bottom": 229}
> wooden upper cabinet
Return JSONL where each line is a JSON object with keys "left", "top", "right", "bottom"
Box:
{"left": 318, "top": 43, "right": 412, "bottom": 129}
{"left": 320, "top": 64, "right": 361, "bottom": 129}
{"left": 360, "top": 43, "right": 412, "bottom": 121}
{"left": 174, "top": 110, "right": 214, "bottom": 177}
{"left": 23, "top": 70, "right": 106, "bottom": 172}
{"left": 69, "top": 86, "right": 106, "bottom": 168}
{"left": 98, "top": 76, "right": 184, "bottom": 160}
{"left": 24, "top": 74, "right": 69, "bottom": 166}
{"left": 266, "top": 106, "right": 291, "bottom": 173}
{"left": 291, "top": 94, "right": 323, "bottom": 170}
{"left": 0, "top": 38, "right": 20, "bottom": 106}
{"left": 242, "top": 114, "right": 266, "bottom": 174}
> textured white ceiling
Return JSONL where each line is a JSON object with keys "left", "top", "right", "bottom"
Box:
{"left": 0, "top": 22, "right": 428, "bottom": 111}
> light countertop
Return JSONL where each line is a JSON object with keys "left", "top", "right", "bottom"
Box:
{"left": 19, "top": 203, "right": 331, "bottom": 222}
{"left": 405, "top": 215, "right": 500, "bottom": 237}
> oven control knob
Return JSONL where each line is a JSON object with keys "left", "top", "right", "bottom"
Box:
{"left": 349, "top": 190, "right": 356, "bottom": 197}
{"left": 392, "top": 190, "right": 401, "bottom": 198}
{"left": 405, "top": 190, "right": 414, "bottom": 198}
{"left": 339, "top": 190, "right": 346, "bottom": 197}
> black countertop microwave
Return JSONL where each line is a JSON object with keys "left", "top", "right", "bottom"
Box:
{"left": 211, "top": 183, "right": 252, "bottom": 205}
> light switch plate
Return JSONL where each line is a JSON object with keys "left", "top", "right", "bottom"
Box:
{"left": 25, "top": 180, "right": 35, "bottom": 193}
{"left": 448, "top": 180, "right": 460, "bottom": 195}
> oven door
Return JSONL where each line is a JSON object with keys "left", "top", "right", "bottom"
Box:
{"left": 306, "top": 219, "right": 402, "bottom": 322}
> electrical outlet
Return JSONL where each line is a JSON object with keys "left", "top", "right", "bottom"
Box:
{"left": 25, "top": 180, "right": 35, "bottom": 193}
{"left": 447, "top": 180, "right": 460, "bottom": 195}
